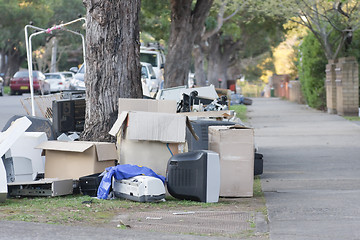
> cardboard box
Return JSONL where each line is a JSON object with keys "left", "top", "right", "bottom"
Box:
{"left": 109, "top": 111, "right": 196, "bottom": 176}
{"left": 209, "top": 125, "right": 254, "bottom": 197}
{"left": 118, "top": 98, "right": 177, "bottom": 114}
{"left": 36, "top": 141, "right": 118, "bottom": 180}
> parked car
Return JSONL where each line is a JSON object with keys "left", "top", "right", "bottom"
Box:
{"left": 141, "top": 62, "right": 160, "bottom": 92}
{"left": 69, "top": 64, "right": 85, "bottom": 90}
{"left": 140, "top": 46, "right": 165, "bottom": 81}
{"left": 58, "top": 71, "right": 74, "bottom": 90}
{"left": 44, "top": 73, "right": 68, "bottom": 93}
{"left": 0, "top": 75, "right": 4, "bottom": 96}
{"left": 10, "top": 70, "right": 50, "bottom": 95}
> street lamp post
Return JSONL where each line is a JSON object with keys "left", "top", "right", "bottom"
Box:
{"left": 24, "top": 18, "right": 86, "bottom": 116}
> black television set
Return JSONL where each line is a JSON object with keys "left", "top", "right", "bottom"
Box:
{"left": 166, "top": 150, "right": 220, "bottom": 203}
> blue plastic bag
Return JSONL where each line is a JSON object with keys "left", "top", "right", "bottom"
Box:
{"left": 97, "top": 164, "right": 165, "bottom": 199}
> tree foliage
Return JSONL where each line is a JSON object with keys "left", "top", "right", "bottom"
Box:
{"left": 0, "top": 0, "right": 53, "bottom": 76}
{"left": 203, "top": 1, "right": 285, "bottom": 87}
{"left": 298, "top": 31, "right": 327, "bottom": 110}
{"left": 140, "top": 0, "right": 170, "bottom": 44}
{"left": 0, "top": 0, "right": 86, "bottom": 77}
{"left": 264, "top": 0, "right": 360, "bottom": 60}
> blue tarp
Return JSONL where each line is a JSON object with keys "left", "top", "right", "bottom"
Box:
{"left": 97, "top": 164, "right": 165, "bottom": 199}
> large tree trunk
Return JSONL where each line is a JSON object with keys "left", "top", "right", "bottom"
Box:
{"left": 6, "top": 50, "right": 23, "bottom": 83}
{"left": 193, "top": 44, "right": 207, "bottom": 86}
{"left": 207, "top": 34, "right": 239, "bottom": 89}
{"left": 82, "top": 0, "right": 142, "bottom": 142}
{"left": 165, "top": 0, "right": 213, "bottom": 88}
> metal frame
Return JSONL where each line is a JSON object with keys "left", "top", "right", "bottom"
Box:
{"left": 24, "top": 18, "right": 86, "bottom": 116}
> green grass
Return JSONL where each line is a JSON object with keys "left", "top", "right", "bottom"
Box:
{"left": 3, "top": 86, "right": 10, "bottom": 94}
{"left": 0, "top": 194, "right": 241, "bottom": 226}
{"left": 253, "top": 176, "right": 263, "bottom": 198}
{"left": 344, "top": 116, "right": 360, "bottom": 121}
{"left": 230, "top": 104, "right": 248, "bottom": 122}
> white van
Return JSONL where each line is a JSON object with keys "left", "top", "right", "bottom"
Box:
{"left": 140, "top": 46, "right": 165, "bottom": 82}
{"left": 141, "top": 62, "right": 160, "bottom": 92}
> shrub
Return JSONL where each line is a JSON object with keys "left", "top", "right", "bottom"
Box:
{"left": 298, "top": 32, "right": 327, "bottom": 110}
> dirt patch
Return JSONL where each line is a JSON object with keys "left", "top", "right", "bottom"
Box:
{"left": 109, "top": 197, "right": 268, "bottom": 239}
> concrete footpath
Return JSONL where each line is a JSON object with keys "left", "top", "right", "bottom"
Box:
{"left": 248, "top": 98, "right": 360, "bottom": 240}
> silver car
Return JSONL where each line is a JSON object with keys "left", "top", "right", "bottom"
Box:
{"left": 69, "top": 64, "right": 85, "bottom": 90}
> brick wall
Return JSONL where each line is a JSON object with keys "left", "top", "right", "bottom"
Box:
{"left": 325, "top": 59, "right": 337, "bottom": 114}
{"left": 335, "top": 57, "right": 359, "bottom": 116}
{"left": 289, "top": 80, "right": 305, "bottom": 104}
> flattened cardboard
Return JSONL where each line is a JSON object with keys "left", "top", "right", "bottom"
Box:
{"left": 109, "top": 111, "right": 197, "bottom": 143}
{"left": 118, "top": 98, "right": 177, "bottom": 114}
{"left": 36, "top": 141, "right": 117, "bottom": 180}
{"left": 209, "top": 125, "right": 254, "bottom": 197}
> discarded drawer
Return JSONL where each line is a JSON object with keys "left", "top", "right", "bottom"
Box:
{"left": 79, "top": 173, "right": 103, "bottom": 197}
{"left": 7, "top": 178, "right": 73, "bottom": 197}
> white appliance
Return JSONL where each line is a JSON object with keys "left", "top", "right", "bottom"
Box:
{"left": 113, "top": 175, "right": 165, "bottom": 202}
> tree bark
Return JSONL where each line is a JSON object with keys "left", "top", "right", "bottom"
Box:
{"left": 6, "top": 50, "right": 23, "bottom": 82}
{"left": 207, "top": 33, "right": 241, "bottom": 89}
{"left": 165, "top": 0, "right": 213, "bottom": 88}
{"left": 82, "top": 0, "right": 142, "bottom": 142}
{"left": 193, "top": 44, "right": 207, "bottom": 86}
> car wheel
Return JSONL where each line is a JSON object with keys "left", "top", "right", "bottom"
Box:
{"left": 10, "top": 89, "right": 16, "bottom": 95}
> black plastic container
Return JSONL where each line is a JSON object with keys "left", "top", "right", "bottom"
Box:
{"left": 254, "top": 153, "right": 263, "bottom": 176}
{"left": 79, "top": 173, "right": 103, "bottom": 197}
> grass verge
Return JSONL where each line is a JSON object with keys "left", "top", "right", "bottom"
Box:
{"left": 3, "top": 86, "right": 10, "bottom": 95}
{"left": 0, "top": 193, "right": 263, "bottom": 226}
{"left": 344, "top": 116, "right": 360, "bottom": 121}
{"left": 230, "top": 104, "right": 248, "bottom": 122}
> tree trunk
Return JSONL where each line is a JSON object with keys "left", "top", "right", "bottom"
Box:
{"left": 82, "top": 0, "right": 142, "bottom": 142}
{"left": 207, "top": 33, "right": 221, "bottom": 86}
{"left": 207, "top": 34, "right": 238, "bottom": 89}
{"left": 0, "top": 51, "right": 5, "bottom": 74}
{"left": 193, "top": 45, "right": 207, "bottom": 86}
{"left": 165, "top": 0, "right": 213, "bottom": 88}
{"left": 6, "top": 50, "right": 23, "bottom": 83}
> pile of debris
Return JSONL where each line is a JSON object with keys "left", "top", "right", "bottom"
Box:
{"left": 0, "top": 86, "right": 262, "bottom": 204}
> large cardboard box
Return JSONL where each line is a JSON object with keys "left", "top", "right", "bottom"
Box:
{"left": 109, "top": 111, "right": 197, "bottom": 176}
{"left": 209, "top": 125, "right": 254, "bottom": 197}
{"left": 118, "top": 98, "right": 177, "bottom": 114}
{"left": 36, "top": 141, "right": 118, "bottom": 180}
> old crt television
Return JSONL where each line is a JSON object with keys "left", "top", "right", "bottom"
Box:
{"left": 186, "top": 120, "right": 236, "bottom": 151}
{"left": 166, "top": 150, "right": 220, "bottom": 203}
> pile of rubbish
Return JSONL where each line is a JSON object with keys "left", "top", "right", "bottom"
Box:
{"left": 0, "top": 85, "right": 261, "bottom": 204}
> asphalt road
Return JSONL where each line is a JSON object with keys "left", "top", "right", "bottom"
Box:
{"left": 0, "top": 94, "right": 28, "bottom": 130}
{"left": 248, "top": 98, "right": 360, "bottom": 240}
